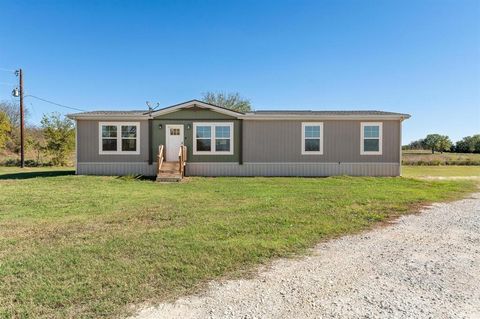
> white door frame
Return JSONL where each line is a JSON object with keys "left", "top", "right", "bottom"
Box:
{"left": 165, "top": 124, "right": 184, "bottom": 161}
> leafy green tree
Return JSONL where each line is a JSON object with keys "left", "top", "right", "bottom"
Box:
{"left": 423, "top": 134, "right": 452, "bottom": 154}
{"left": 27, "top": 134, "right": 45, "bottom": 164}
{"left": 475, "top": 135, "right": 480, "bottom": 153}
{"left": 405, "top": 138, "right": 426, "bottom": 150}
{"left": 455, "top": 135, "right": 480, "bottom": 153}
{"left": 41, "top": 113, "right": 75, "bottom": 166}
{"left": 0, "top": 111, "right": 12, "bottom": 149}
{"left": 0, "top": 101, "right": 30, "bottom": 153}
{"left": 201, "top": 92, "right": 251, "bottom": 112}
{"left": 438, "top": 136, "right": 452, "bottom": 153}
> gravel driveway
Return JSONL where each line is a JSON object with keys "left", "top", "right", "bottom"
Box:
{"left": 133, "top": 194, "right": 480, "bottom": 319}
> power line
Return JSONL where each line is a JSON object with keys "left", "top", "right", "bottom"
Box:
{"left": 0, "top": 67, "right": 15, "bottom": 72}
{"left": 24, "top": 94, "right": 87, "bottom": 112}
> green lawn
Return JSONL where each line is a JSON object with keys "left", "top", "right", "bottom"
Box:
{"left": 402, "top": 165, "right": 480, "bottom": 177}
{"left": 0, "top": 167, "right": 477, "bottom": 318}
{"left": 402, "top": 150, "right": 480, "bottom": 165}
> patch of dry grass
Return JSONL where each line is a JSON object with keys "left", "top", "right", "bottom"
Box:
{"left": 402, "top": 150, "right": 480, "bottom": 165}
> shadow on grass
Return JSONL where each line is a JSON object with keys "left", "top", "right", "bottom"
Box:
{"left": 0, "top": 170, "right": 75, "bottom": 180}
{"left": 115, "top": 175, "right": 156, "bottom": 182}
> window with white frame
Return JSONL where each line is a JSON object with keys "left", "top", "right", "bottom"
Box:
{"left": 99, "top": 122, "right": 140, "bottom": 154}
{"left": 361, "top": 122, "right": 382, "bottom": 155}
{"left": 193, "top": 122, "right": 234, "bottom": 155}
{"left": 302, "top": 122, "right": 323, "bottom": 154}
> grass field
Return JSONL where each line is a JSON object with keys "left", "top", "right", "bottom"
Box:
{"left": 0, "top": 167, "right": 477, "bottom": 318}
{"left": 402, "top": 150, "right": 480, "bottom": 165}
{"left": 402, "top": 165, "right": 480, "bottom": 178}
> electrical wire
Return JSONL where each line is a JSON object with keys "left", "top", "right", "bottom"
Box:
{"left": 24, "top": 95, "right": 87, "bottom": 112}
{"left": 0, "top": 68, "right": 15, "bottom": 72}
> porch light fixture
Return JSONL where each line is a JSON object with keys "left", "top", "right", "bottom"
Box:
{"left": 158, "top": 124, "right": 163, "bottom": 129}
{"left": 187, "top": 124, "right": 191, "bottom": 130}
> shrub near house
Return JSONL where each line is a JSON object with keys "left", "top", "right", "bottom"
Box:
{"left": 41, "top": 113, "right": 75, "bottom": 166}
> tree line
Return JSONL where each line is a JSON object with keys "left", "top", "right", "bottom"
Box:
{"left": 0, "top": 101, "right": 75, "bottom": 166}
{"left": 404, "top": 133, "right": 480, "bottom": 154}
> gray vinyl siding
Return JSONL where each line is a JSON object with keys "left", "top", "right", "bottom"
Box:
{"left": 186, "top": 163, "right": 400, "bottom": 177}
{"left": 76, "top": 120, "right": 150, "bottom": 163}
{"left": 243, "top": 120, "right": 400, "bottom": 163}
{"left": 75, "top": 116, "right": 403, "bottom": 177}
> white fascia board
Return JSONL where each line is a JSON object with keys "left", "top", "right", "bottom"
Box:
{"left": 149, "top": 101, "right": 243, "bottom": 118}
{"left": 239, "top": 114, "right": 409, "bottom": 121}
{"left": 68, "top": 115, "right": 150, "bottom": 120}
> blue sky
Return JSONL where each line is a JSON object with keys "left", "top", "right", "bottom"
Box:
{"left": 0, "top": 0, "right": 478, "bottom": 144}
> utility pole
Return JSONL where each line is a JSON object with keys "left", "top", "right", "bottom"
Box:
{"left": 11, "top": 69, "right": 25, "bottom": 168}
{"left": 14, "top": 69, "right": 25, "bottom": 168}
{"left": 20, "top": 69, "right": 24, "bottom": 168}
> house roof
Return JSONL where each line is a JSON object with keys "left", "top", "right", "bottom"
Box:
{"left": 67, "top": 100, "right": 411, "bottom": 120}
{"left": 248, "top": 110, "right": 409, "bottom": 116}
{"left": 70, "top": 110, "right": 148, "bottom": 116}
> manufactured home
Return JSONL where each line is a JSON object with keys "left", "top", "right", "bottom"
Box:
{"left": 68, "top": 100, "right": 410, "bottom": 180}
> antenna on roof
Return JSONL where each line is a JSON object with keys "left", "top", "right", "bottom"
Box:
{"left": 146, "top": 101, "right": 160, "bottom": 114}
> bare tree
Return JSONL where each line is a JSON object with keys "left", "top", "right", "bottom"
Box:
{"left": 0, "top": 100, "right": 29, "bottom": 128}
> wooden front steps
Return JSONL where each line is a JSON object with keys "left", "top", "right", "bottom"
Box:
{"left": 156, "top": 162, "right": 182, "bottom": 182}
{"left": 156, "top": 145, "right": 187, "bottom": 182}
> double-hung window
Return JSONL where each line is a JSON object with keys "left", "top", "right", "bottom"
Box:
{"left": 193, "top": 122, "right": 234, "bottom": 155}
{"left": 302, "top": 122, "right": 323, "bottom": 155}
{"left": 99, "top": 122, "right": 140, "bottom": 154}
{"left": 361, "top": 122, "right": 382, "bottom": 155}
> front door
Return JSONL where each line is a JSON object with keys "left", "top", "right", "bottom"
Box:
{"left": 165, "top": 125, "right": 184, "bottom": 161}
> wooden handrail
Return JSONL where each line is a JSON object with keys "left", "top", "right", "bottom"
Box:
{"left": 178, "top": 145, "right": 187, "bottom": 176}
{"left": 157, "top": 145, "right": 164, "bottom": 175}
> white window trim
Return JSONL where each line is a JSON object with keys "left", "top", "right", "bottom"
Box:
{"left": 99, "top": 122, "right": 140, "bottom": 155}
{"left": 360, "top": 122, "right": 382, "bottom": 155}
{"left": 301, "top": 122, "right": 324, "bottom": 155}
{"left": 193, "top": 122, "right": 234, "bottom": 155}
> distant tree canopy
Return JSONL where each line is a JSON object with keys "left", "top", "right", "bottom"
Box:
{"left": 423, "top": 134, "right": 452, "bottom": 154}
{"left": 405, "top": 139, "right": 425, "bottom": 150}
{"left": 404, "top": 134, "right": 453, "bottom": 153}
{"left": 0, "top": 111, "right": 12, "bottom": 149}
{"left": 0, "top": 101, "right": 76, "bottom": 166}
{"left": 41, "top": 113, "right": 75, "bottom": 166}
{"left": 404, "top": 133, "right": 480, "bottom": 154}
{"left": 0, "top": 101, "right": 29, "bottom": 153}
{"left": 201, "top": 92, "right": 251, "bottom": 113}
{"left": 455, "top": 135, "right": 480, "bottom": 153}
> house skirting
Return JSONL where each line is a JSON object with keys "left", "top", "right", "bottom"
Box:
{"left": 76, "top": 162, "right": 400, "bottom": 177}
{"left": 77, "top": 162, "right": 156, "bottom": 176}
{"left": 186, "top": 162, "right": 401, "bottom": 177}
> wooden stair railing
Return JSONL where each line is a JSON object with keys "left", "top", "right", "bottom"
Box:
{"left": 157, "top": 145, "right": 164, "bottom": 176}
{"left": 178, "top": 145, "right": 187, "bottom": 176}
